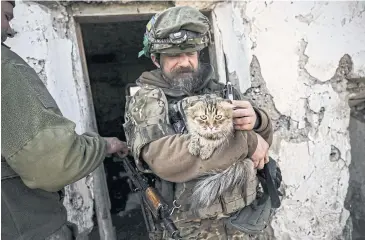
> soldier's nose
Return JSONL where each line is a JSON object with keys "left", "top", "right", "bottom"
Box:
{"left": 178, "top": 54, "right": 190, "bottom": 66}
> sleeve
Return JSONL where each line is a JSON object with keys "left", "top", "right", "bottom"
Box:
{"left": 123, "top": 87, "right": 258, "bottom": 182}
{"left": 1, "top": 62, "right": 107, "bottom": 192}
{"left": 253, "top": 107, "right": 273, "bottom": 145}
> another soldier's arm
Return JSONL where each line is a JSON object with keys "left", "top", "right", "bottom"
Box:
{"left": 124, "top": 87, "right": 258, "bottom": 183}
{"left": 1, "top": 62, "right": 109, "bottom": 192}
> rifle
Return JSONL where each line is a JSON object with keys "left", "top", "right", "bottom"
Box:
{"left": 224, "top": 54, "right": 234, "bottom": 101}
{"left": 223, "top": 54, "right": 281, "bottom": 208}
{"left": 114, "top": 155, "right": 181, "bottom": 240}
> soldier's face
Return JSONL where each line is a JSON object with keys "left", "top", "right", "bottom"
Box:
{"left": 1, "top": 2, "right": 14, "bottom": 43}
{"left": 159, "top": 52, "right": 202, "bottom": 92}
{"left": 160, "top": 51, "right": 199, "bottom": 78}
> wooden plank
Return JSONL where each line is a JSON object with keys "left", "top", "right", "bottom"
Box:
{"left": 71, "top": 2, "right": 171, "bottom": 23}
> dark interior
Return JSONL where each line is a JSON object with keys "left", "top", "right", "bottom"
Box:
{"left": 81, "top": 14, "right": 211, "bottom": 239}
{"left": 81, "top": 18, "right": 154, "bottom": 239}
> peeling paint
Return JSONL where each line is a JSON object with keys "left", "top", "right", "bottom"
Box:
{"left": 295, "top": 13, "right": 314, "bottom": 25}
{"left": 5, "top": 1, "right": 365, "bottom": 239}
{"left": 223, "top": 1, "right": 363, "bottom": 239}
{"left": 213, "top": 2, "right": 252, "bottom": 93}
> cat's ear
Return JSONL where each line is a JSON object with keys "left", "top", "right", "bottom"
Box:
{"left": 186, "top": 101, "right": 197, "bottom": 114}
{"left": 189, "top": 101, "right": 203, "bottom": 109}
{"left": 219, "top": 100, "right": 233, "bottom": 110}
{"left": 186, "top": 101, "right": 203, "bottom": 116}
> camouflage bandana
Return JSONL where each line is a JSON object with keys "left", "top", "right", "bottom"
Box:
{"left": 139, "top": 6, "right": 211, "bottom": 58}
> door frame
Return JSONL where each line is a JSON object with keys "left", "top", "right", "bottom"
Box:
{"left": 69, "top": 2, "right": 225, "bottom": 239}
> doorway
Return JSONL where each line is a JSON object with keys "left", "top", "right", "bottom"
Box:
{"left": 80, "top": 18, "right": 154, "bottom": 239}
{"left": 73, "top": 4, "right": 217, "bottom": 238}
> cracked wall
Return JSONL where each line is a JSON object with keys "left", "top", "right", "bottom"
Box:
{"left": 5, "top": 1, "right": 365, "bottom": 239}
{"left": 213, "top": 1, "right": 365, "bottom": 239}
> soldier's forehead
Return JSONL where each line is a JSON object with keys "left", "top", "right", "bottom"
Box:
{"left": 163, "top": 51, "right": 197, "bottom": 57}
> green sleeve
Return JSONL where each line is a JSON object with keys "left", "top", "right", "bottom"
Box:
{"left": 1, "top": 56, "right": 107, "bottom": 192}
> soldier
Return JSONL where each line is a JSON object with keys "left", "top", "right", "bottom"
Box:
{"left": 124, "top": 6, "right": 278, "bottom": 240}
{"left": 1, "top": 1, "right": 128, "bottom": 239}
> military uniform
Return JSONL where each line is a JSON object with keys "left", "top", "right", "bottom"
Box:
{"left": 1, "top": 43, "right": 107, "bottom": 239}
{"left": 124, "top": 64, "right": 273, "bottom": 240}
{"left": 124, "top": 6, "right": 275, "bottom": 240}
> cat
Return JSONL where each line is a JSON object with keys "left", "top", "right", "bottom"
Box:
{"left": 185, "top": 97, "right": 255, "bottom": 209}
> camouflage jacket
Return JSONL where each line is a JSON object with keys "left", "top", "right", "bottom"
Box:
{"left": 124, "top": 63, "right": 273, "bottom": 183}
{"left": 1, "top": 44, "right": 107, "bottom": 192}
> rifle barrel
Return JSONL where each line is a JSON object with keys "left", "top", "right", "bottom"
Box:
{"left": 224, "top": 54, "right": 234, "bottom": 101}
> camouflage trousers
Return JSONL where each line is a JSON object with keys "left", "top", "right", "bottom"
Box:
{"left": 163, "top": 217, "right": 250, "bottom": 240}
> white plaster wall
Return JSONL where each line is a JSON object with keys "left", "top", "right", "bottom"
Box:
{"left": 6, "top": 1, "right": 95, "bottom": 235}
{"left": 7, "top": 2, "right": 83, "bottom": 129}
{"left": 5, "top": 0, "right": 365, "bottom": 239}
{"left": 214, "top": 1, "right": 365, "bottom": 240}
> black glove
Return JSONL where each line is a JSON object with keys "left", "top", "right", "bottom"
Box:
{"left": 257, "top": 157, "right": 282, "bottom": 208}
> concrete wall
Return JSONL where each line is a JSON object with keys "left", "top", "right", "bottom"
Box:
{"left": 212, "top": 2, "right": 365, "bottom": 239}
{"left": 6, "top": 1, "right": 365, "bottom": 239}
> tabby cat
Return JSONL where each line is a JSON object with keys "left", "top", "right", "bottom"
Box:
{"left": 185, "top": 98, "right": 255, "bottom": 208}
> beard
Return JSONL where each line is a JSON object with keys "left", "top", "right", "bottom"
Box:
{"left": 162, "top": 63, "right": 205, "bottom": 93}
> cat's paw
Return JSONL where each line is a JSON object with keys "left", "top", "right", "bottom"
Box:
{"left": 182, "top": 134, "right": 191, "bottom": 141}
{"left": 188, "top": 143, "right": 200, "bottom": 156}
{"left": 200, "top": 153, "right": 210, "bottom": 160}
{"left": 200, "top": 148, "right": 214, "bottom": 160}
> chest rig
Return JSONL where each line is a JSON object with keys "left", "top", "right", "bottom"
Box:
{"left": 168, "top": 99, "right": 187, "bottom": 134}
{"left": 163, "top": 92, "right": 257, "bottom": 223}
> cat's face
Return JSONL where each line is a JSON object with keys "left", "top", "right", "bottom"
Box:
{"left": 186, "top": 99, "right": 233, "bottom": 139}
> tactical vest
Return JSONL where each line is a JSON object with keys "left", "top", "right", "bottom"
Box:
{"left": 163, "top": 85, "right": 258, "bottom": 226}
{"left": 1, "top": 159, "right": 67, "bottom": 240}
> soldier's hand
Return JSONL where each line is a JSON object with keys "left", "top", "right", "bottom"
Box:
{"left": 232, "top": 100, "right": 257, "bottom": 131}
{"left": 104, "top": 137, "right": 129, "bottom": 157}
{"left": 251, "top": 133, "right": 269, "bottom": 169}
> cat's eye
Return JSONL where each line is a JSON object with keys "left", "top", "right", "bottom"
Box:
{"left": 215, "top": 115, "right": 223, "bottom": 120}
{"left": 200, "top": 115, "right": 207, "bottom": 120}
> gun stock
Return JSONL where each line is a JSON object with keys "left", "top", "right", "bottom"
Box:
{"left": 116, "top": 156, "right": 181, "bottom": 239}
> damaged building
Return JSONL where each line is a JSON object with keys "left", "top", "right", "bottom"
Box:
{"left": 5, "top": 1, "right": 365, "bottom": 240}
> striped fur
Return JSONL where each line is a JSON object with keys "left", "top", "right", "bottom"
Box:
{"left": 185, "top": 98, "right": 255, "bottom": 208}
{"left": 191, "top": 158, "right": 254, "bottom": 208}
